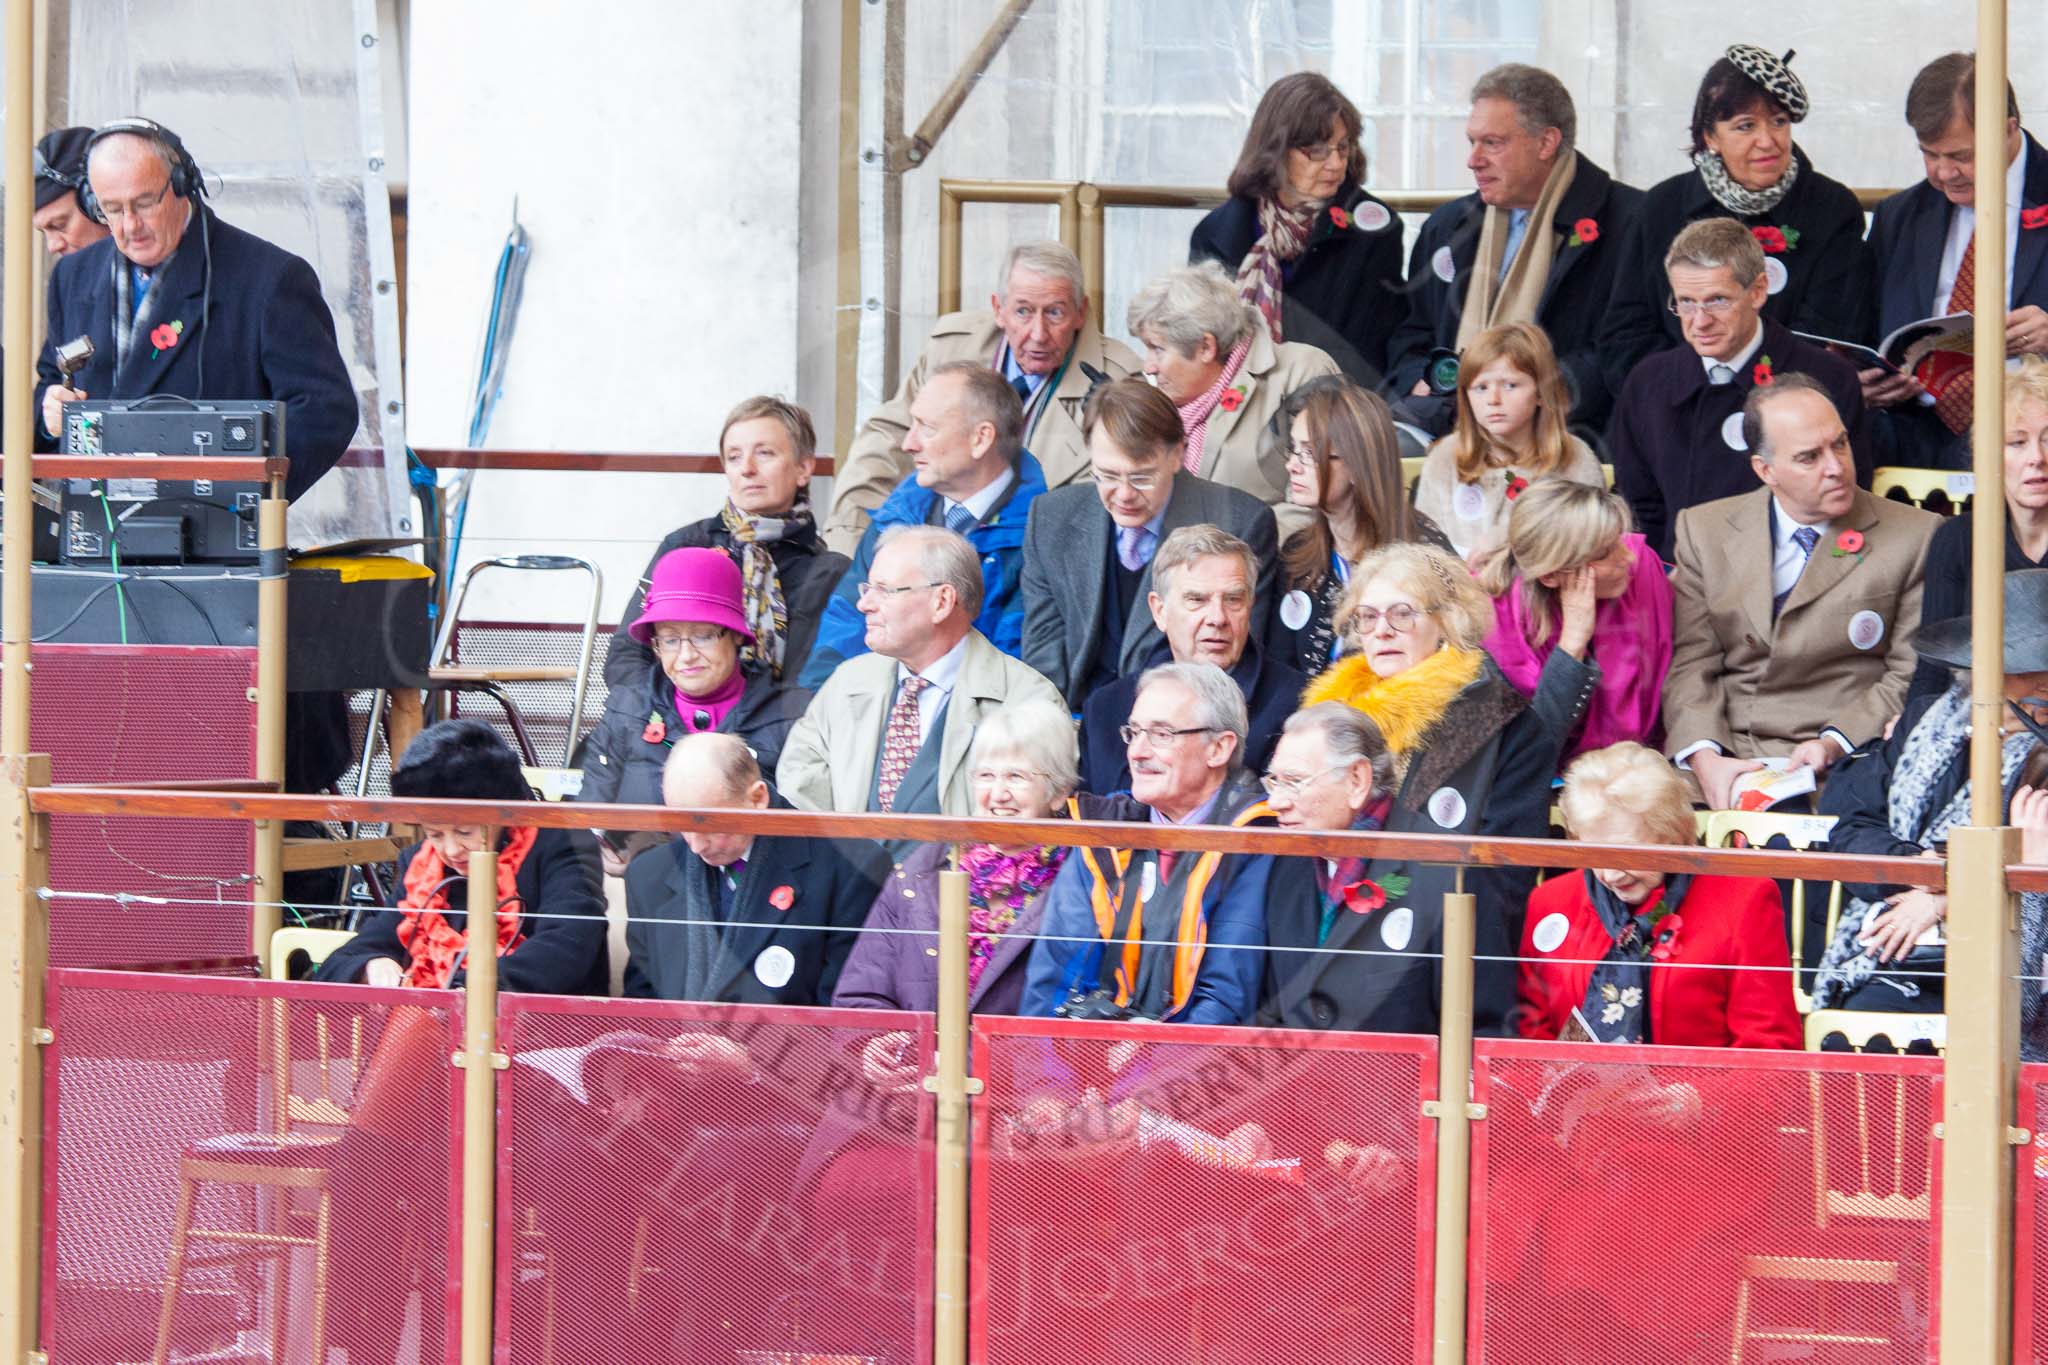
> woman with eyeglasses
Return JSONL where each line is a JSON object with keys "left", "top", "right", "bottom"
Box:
{"left": 1288, "top": 544, "right": 1580, "bottom": 1031}
{"left": 1267, "top": 375, "right": 1453, "bottom": 676}
{"left": 1600, "top": 43, "right": 1874, "bottom": 391}
{"left": 1191, "top": 71, "right": 1406, "bottom": 387}
{"left": 577, "top": 546, "right": 809, "bottom": 874}
{"left": 1813, "top": 569, "right": 2048, "bottom": 1019}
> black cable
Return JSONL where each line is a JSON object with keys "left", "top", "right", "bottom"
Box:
{"left": 30, "top": 581, "right": 124, "bottom": 642}
{"left": 133, "top": 574, "right": 224, "bottom": 645}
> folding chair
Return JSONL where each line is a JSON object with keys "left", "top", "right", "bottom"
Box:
{"left": 1872, "top": 465, "right": 1973, "bottom": 515}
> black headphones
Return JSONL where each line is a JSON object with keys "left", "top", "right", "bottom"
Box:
{"left": 79, "top": 117, "right": 204, "bottom": 225}
{"left": 32, "top": 143, "right": 81, "bottom": 190}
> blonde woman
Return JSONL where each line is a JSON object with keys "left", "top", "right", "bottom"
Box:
{"left": 1475, "top": 477, "right": 1673, "bottom": 761}
{"left": 1413, "top": 321, "right": 1605, "bottom": 557}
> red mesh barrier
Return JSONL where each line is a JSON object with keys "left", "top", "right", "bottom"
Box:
{"left": 33, "top": 645, "right": 257, "bottom": 967}
{"left": 42, "top": 968, "right": 462, "bottom": 1363}
{"left": 971, "top": 1016, "right": 1437, "bottom": 1365}
{"left": 497, "top": 994, "right": 934, "bottom": 1363}
{"left": 1470, "top": 1039, "right": 1940, "bottom": 1363}
{"left": 2018, "top": 1065, "right": 2048, "bottom": 1362}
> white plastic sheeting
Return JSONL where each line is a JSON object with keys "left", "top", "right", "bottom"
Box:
{"left": 55, "top": 0, "right": 408, "bottom": 548}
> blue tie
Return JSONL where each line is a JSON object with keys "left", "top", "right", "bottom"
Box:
{"left": 1011, "top": 372, "right": 1035, "bottom": 404}
{"left": 1773, "top": 526, "right": 1821, "bottom": 619}
{"left": 944, "top": 501, "right": 977, "bottom": 536}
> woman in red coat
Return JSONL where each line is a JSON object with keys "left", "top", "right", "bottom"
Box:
{"left": 1517, "top": 740, "right": 1800, "bottom": 1048}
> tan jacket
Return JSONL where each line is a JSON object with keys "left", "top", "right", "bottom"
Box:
{"left": 1189, "top": 329, "right": 1340, "bottom": 543}
{"left": 777, "top": 629, "right": 1065, "bottom": 816}
{"left": 1663, "top": 486, "right": 1939, "bottom": 760}
{"left": 822, "top": 311, "right": 1140, "bottom": 555}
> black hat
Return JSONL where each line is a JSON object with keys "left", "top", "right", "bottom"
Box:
{"left": 390, "top": 719, "right": 534, "bottom": 803}
{"left": 1724, "top": 44, "right": 1809, "bottom": 122}
{"left": 1915, "top": 568, "right": 2048, "bottom": 673}
{"left": 33, "top": 126, "right": 95, "bottom": 212}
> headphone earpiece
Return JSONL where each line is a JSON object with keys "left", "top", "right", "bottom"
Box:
{"left": 79, "top": 116, "right": 203, "bottom": 225}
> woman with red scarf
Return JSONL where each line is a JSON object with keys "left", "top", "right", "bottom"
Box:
{"left": 316, "top": 719, "right": 608, "bottom": 995}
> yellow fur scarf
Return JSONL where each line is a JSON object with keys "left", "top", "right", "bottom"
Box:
{"left": 1299, "top": 648, "right": 1484, "bottom": 768}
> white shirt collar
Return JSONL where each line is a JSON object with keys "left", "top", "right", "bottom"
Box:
{"left": 950, "top": 462, "right": 1015, "bottom": 524}
{"left": 898, "top": 632, "right": 969, "bottom": 696}
{"left": 1771, "top": 494, "right": 1829, "bottom": 543}
{"left": 1699, "top": 321, "right": 1765, "bottom": 378}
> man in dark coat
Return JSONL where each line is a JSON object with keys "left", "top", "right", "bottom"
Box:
{"left": 1864, "top": 54, "right": 2048, "bottom": 469}
{"left": 623, "top": 732, "right": 878, "bottom": 1004}
{"left": 34, "top": 119, "right": 357, "bottom": 500}
{"left": 1383, "top": 64, "right": 1643, "bottom": 437}
{"left": 1078, "top": 524, "right": 1302, "bottom": 793}
{"left": 1021, "top": 377, "right": 1276, "bottom": 709}
{"left": 1610, "top": 217, "right": 1870, "bottom": 560}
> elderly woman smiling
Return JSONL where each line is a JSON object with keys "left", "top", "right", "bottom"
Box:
{"left": 1127, "top": 259, "right": 1338, "bottom": 538}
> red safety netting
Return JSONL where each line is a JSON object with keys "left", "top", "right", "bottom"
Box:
{"left": 497, "top": 994, "right": 935, "bottom": 1364}
{"left": 34, "top": 644, "right": 257, "bottom": 967}
{"left": 42, "top": 968, "right": 462, "bottom": 1364}
{"left": 971, "top": 1016, "right": 1437, "bottom": 1365}
{"left": 1470, "top": 1038, "right": 1941, "bottom": 1363}
{"left": 2018, "top": 1065, "right": 2048, "bottom": 1363}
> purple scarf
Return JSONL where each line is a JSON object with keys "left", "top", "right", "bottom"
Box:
{"left": 959, "top": 842, "right": 1067, "bottom": 992}
{"left": 1483, "top": 532, "right": 1674, "bottom": 758}
{"left": 674, "top": 666, "right": 746, "bottom": 734}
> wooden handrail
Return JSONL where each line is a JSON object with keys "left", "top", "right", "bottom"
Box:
{"left": 409, "top": 448, "right": 837, "bottom": 477}
{"left": 26, "top": 784, "right": 1951, "bottom": 888}
{"left": 32, "top": 455, "right": 287, "bottom": 482}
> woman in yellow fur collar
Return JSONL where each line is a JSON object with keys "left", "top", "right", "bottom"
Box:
{"left": 1271, "top": 543, "right": 1581, "bottom": 1034}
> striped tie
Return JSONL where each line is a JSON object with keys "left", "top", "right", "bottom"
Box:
{"left": 1936, "top": 232, "right": 1976, "bottom": 435}
{"left": 943, "top": 501, "right": 976, "bottom": 536}
{"left": 1773, "top": 526, "right": 1821, "bottom": 619}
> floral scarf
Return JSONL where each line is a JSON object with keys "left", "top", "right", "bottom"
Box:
{"left": 1235, "top": 197, "right": 1321, "bottom": 344}
{"left": 1578, "top": 872, "right": 1691, "bottom": 1043}
{"left": 719, "top": 492, "right": 817, "bottom": 678}
{"left": 1178, "top": 332, "right": 1253, "bottom": 475}
{"left": 395, "top": 825, "right": 537, "bottom": 988}
{"left": 1692, "top": 145, "right": 1799, "bottom": 218}
{"left": 959, "top": 841, "right": 1067, "bottom": 992}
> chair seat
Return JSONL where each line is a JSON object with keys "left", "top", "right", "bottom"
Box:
{"left": 187, "top": 1130, "right": 343, "bottom": 1164}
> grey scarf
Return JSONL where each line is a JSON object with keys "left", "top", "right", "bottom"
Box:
{"left": 1814, "top": 685, "right": 2038, "bottom": 1006}
{"left": 110, "top": 254, "right": 166, "bottom": 382}
{"left": 1692, "top": 146, "right": 1799, "bottom": 218}
{"left": 677, "top": 857, "right": 742, "bottom": 1003}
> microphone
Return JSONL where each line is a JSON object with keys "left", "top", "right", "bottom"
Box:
{"left": 55, "top": 335, "right": 94, "bottom": 389}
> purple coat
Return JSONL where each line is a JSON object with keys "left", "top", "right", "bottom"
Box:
{"left": 831, "top": 841, "right": 1057, "bottom": 1016}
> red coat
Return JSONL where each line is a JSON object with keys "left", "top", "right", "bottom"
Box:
{"left": 1515, "top": 872, "right": 1801, "bottom": 1049}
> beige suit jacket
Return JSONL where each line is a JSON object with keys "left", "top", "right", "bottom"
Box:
{"left": 1190, "top": 329, "right": 1341, "bottom": 543}
{"left": 822, "top": 310, "right": 1140, "bottom": 555}
{"left": 1663, "top": 486, "right": 1939, "bottom": 760}
{"left": 777, "top": 629, "right": 1065, "bottom": 816}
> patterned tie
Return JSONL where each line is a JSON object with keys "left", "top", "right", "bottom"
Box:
{"left": 1936, "top": 231, "right": 1977, "bottom": 435}
{"left": 943, "top": 501, "right": 977, "bottom": 536}
{"left": 876, "top": 675, "right": 929, "bottom": 813}
{"left": 1773, "top": 526, "right": 1821, "bottom": 619}
{"left": 1117, "top": 524, "right": 1156, "bottom": 572}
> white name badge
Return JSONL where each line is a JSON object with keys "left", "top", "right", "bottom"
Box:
{"left": 1280, "top": 589, "right": 1313, "bottom": 632}
{"left": 1848, "top": 609, "right": 1885, "bottom": 651}
{"left": 1380, "top": 906, "right": 1414, "bottom": 952}
{"left": 1763, "top": 256, "right": 1789, "bottom": 295}
{"left": 1531, "top": 912, "right": 1570, "bottom": 955}
{"left": 1453, "top": 481, "right": 1487, "bottom": 522}
{"left": 1432, "top": 245, "right": 1456, "bottom": 283}
{"left": 1722, "top": 413, "right": 1748, "bottom": 451}
{"left": 1353, "top": 201, "right": 1393, "bottom": 233}
{"left": 1427, "top": 786, "right": 1468, "bottom": 829}
{"left": 755, "top": 945, "right": 796, "bottom": 990}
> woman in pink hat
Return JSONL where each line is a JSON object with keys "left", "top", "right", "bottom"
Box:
{"left": 577, "top": 546, "right": 809, "bottom": 874}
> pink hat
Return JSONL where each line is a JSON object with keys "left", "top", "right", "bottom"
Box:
{"left": 628, "top": 547, "right": 756, "bottom": 646}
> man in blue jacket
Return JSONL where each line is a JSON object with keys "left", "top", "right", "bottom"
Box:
{"left": 799, "top": 361, "right": 1044, "bottom": 686}
{"left": 34, "top": 117, "right": 358, "bottom": 500}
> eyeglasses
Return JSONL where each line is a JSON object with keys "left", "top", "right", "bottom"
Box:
{"left": 1091, "top": 468, "right": 1159, "bottom": 493}
{"left": 1119, "top": 723, "right": 1218, "bottom": 747}
{"left": 1350, "top": 604, "right": 1425, "bottom": 634}
{"left": 1296, "top": 138, "right": 1356, "bottom": 163}
{"left": 972, "top": 766, "right": 1050, "bottom": 792}
{"left": 1667, "top": 295, "right": 1740, "bottom": 319}
{"left": 1260, "top": 763, "right": 1355, "bottom": 799}
{"left": 857, "top": 580, "right": 940, "bottom": 601}
{"left": 651, "top": 627, "right": 728, "bottom": 655}
{"left": 96, "top": 182, "right": 171, "bottom": 224}
{"left": 1284, "top": 442, "right": 1317, "bottom": 470}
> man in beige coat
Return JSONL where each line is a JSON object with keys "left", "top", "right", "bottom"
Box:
{"left": 1664, "top": 375, "right": 1939, "bottom": 810}
{"left": 1127, "top": 261, "right": 1340, "bottom": 541}
{"left": 779, "top": 525, "right": 1063, "bottom": 817}
{"left": 822, "top": 241, "right": 1140, "bottom": 554}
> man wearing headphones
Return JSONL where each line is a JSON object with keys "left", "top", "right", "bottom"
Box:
{"left": 32, "top": 127, "right": 109, "bottom": 259}
{"left": 32, "top": 117, "right": 357, "bottom": 501}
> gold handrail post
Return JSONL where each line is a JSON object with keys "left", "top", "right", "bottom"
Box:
{"left": 931, "top": 866, "right": 971, "bottom": 1363}
{"left": 1941, "top": 3, "right": 2019, "bottom": 1360}
{"left": 252, "top": 483, "right": 287, "bottom": 970}
{"left": 1432, "top": 888, "right": 1476, "bottom": 1364}
{"left": 1076, "top": 184, "right": 1105, "bottom": 316}
{"left": 937, "top": 181, "right": 964, "bottom": 315}
{"left": 460, "top": 848, "right": 501, "bottom": 1365}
